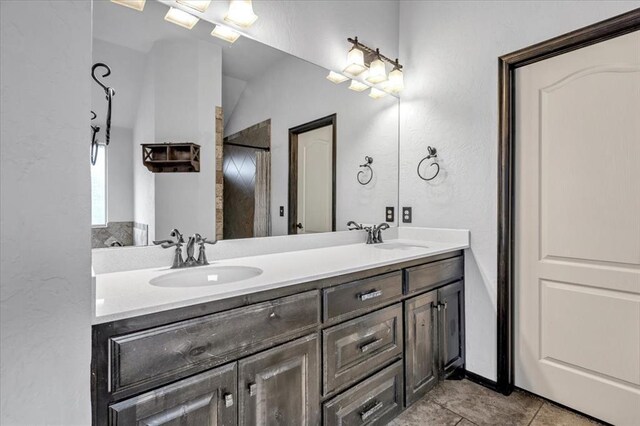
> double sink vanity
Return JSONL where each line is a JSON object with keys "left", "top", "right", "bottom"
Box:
{"left": 91, "top": 228, "right": 469, "bottom": 425}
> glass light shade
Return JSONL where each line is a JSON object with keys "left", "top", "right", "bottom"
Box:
{"left": 211, "top": 25, "right": 241, "bottom": 43}
{"left": 164, "top": 7, "right": 199, "bottom": 29}
{"left": 343, "top": 47, "right": 367, "bottom": 76}
{"left": 369, "top": 87, "right": 388, "bottom": 99}
{"left": 348, "top": 80, "right": 368, "bottom": 92}
{"left": 386, "top": 68, "right": 404, "bottom": 93}
{"left": 225, "top": 0, "right": 258, "bottom": 28}
{"left": 176, "top": 0, "right": 212, "bottom": 13}
{"left": 110, "top": 0, "right": 146, "bottom": 11}
{"left": 366, "top": 57, "right": 387, "bottom": 84}
{"left": 326, "top": 71, "right": 349, "bottom": 84}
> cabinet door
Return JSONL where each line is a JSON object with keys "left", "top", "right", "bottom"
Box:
{"left": 438, "top": 280, "right": 465, "bottom": 376}
{"left": 404, "top": 291, "right": 439, "bottom": 406}
{"left": 108, "top": 363, "right": 237, "bottom": 426}
{"left": 238, "top": 334, "right": 320, "bottom": 426}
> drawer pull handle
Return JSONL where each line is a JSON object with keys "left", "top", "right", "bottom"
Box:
{"left": 359, "top": 290, "right": 382, "bottom": 301}
{"left": 248, "top": 383, "right": 257, "bottom": 397}
{"left": 359, "top": 337, "right": 383, "bottom": 353}
{"left": 360, "top": 401, "right": 384, "bottom": 421}
{"left": 224, "top": 393, "right": 234, "bottom": 408}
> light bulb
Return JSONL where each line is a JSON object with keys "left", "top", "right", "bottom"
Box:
{"left": 176, "top": 0, "right": 212, "bottom": 13}
{"left": 348, "top": 80, "right": 368, "bottom": 92}
{"left": 343, "top": 47, "right": 366, "bottom": 76}
{"left": 326, "top": 71, "right": 349, "bottom": 84}
{"left": 387, "top": 67, "right": 404, "bottom": 93}
{"left": 211, "top": 24, "right": 241, "bottom": 43}
{"left": 369, "top": 87, "right": 387, "bottom": 99}
{"left": 110, "top": 0, "right": 146, "bottom": 11}
{"left": 164, "top": 7, "right": 199, "bottom": 29}
{"left": 366, "top": 56, "right": 387, "bottom": 84}
{"left": 225, "top": 0, "right": 258, "bottom": 28}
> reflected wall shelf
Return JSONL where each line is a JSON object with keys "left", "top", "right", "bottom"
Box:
{"left": 142, "top": 143, "right": 200, "bottom": 173}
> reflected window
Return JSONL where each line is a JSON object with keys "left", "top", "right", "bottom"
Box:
{"left": 91, "top": 145, "right": 107, "bottom": 226}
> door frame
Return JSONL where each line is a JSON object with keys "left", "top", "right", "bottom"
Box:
{"left": 288, "top": 114, "right": 337, "bottom": 234}
{"left": 496, "top": 8, "right": 640, "bottom": 395}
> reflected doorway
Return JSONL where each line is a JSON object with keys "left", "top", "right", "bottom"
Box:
{"left": 288, "top": 114, "right": 337, "bottom": 234}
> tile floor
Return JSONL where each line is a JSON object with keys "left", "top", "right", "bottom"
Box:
{"left": 390, "top": 379, "right": 604, "bottom": 426}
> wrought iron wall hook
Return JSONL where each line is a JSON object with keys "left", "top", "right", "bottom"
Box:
{"left": 90, "top": 111, "right": 101, "bottom": 165}
{"left": 357, "top": 156, "right": 374, "bottom": 185}
{"left": 417, "top": 146, "right": 440, "bottom": 181}
{"left": 91, "top": 62, "right": 115, "bottom": 146}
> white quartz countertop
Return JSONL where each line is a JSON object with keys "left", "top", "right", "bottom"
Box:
{"left": 94, "top": 230, "right": 469, "bottom": 324}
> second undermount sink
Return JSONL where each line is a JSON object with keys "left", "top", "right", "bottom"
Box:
{"left": 374, "top": 242, "right": 430, "bottom": 251}
{"left": 150, "top": 265, "right": 263, "bottom": 288}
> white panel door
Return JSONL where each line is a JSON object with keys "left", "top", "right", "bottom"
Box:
{"left": 515, "top": 30, "right": 640, "bottom": 426}
{"left": 297, "top": 125, "right": 333, "bottom": 233}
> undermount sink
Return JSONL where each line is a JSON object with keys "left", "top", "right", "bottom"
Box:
{"left": 150, "top": 265, "right": 263, "bottom": 288}
{"left": 374, "top": 242, "right": 430, "bottom": 251}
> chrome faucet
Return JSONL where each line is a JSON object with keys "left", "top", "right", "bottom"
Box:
{"left": 153, "top": 228, "right": 185, "bottom": 269}
{"left": 347, "top": 221, "right": 364, "bottom": 230}
{"left": 364, "top": 223, "right": 390, "bottom": 244}
{"left": 154, "top": 230, "right": 217, "bottom": 269}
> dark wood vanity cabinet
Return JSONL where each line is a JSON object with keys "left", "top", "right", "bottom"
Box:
{"left": 404, "top": 279, "right": 465, "bottom": 406}
{"left": 93, "top": 251, "right": 465, "bottom": 426}
{"left": 109, "top": 363, "right": 237, "bottom": 426}
{"left": 238, "top": 334, "right": 320, "bottom": 426}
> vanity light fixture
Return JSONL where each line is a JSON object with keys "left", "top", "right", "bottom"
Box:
{"left": 369, "top": 87, "right": 387, "bottom": 99}
{"left": 348, "top": 80, "right": 369, "bottom": 92}
{"left": 366, "top": 50, "right": 387, "bottom": 84}
{"left": 176, "top": 0, "right": 212, "bottom": 13}
{"left": 225, "top": 0, "right": 258, "bottom": 28}
{"left": 211, "top": 24, "right": 241, "bottom": 43}
{"left": 343, "top": 39, "right": 367, "bottom": 76}
{"left": 164, "top": 7, "right": 199, "bottom": 29}
{"left": 326, "top": 71, "right": 349, "bottom": 84}
{"left": 110, "top": 0, "right": 146, "bottom": 11}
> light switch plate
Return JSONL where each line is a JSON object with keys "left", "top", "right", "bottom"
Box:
{"left": 385, "top": 207, "right": 394, "bottom": 222}
{"left": 402, "top": 207, "right": 412, "bottom": 223}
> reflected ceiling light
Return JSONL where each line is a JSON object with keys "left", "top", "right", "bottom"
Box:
{"left": 343, "top": 41, "right": 366, "bottom": 76}
{"left": 225, "top": 0, "right": 258, "bottom": 28}
{"left": 164, "top": 7, "right": 199, "bottom": 29}
{"left": 176, "top": 0, "right": 212, "bottom": 13}
{"left": 211, "top": 24, "right": 241, "bottom": 43}
{"left": 369, "top": 87, "right": 388, "bottom": 99}
{"left": 386, "top": 65, "right": 404, "bottom": 93}
{"left": 110, "top": 0, "right": 146, "bottom": 11}
{"left": 348, "top": 80, "right": 368, "bottom": 92}
{"left": 366, "top": 50, "right": 387, "bottom": 84}
{"left": 326, "top": 71, "right": 349, "bottom": 84}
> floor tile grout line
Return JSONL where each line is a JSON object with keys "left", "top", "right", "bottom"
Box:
{"left": 527, "top": 401, "right": 545, "bottom": 426}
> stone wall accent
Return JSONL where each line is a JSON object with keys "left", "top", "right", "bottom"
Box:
{"left": 92, "top": 222, "right": 134, "bottom": 248}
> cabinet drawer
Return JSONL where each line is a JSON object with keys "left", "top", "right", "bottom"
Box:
{"left": 323, "top": 304, "right": 403, "bottom": 395}
{"left": 404, "top": 256, "right": 463, "bottom": 294}
{"left": 109, "top": 362, "right": 237, "bottom": 426}
{"left": 323, "top": 360, "right": 403, "bottom": 426}
{"left": 110, "top": 290, "right": 319, "bottom": 395}
{"left": 322, "top": 271, "right": 402, "bottom": 322}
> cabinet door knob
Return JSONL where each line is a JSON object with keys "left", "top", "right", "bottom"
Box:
{"left": 224, "top": 393, "right": 234, "bottom": 408}
{"left": 248, "top": 383, "right": 257, "bottom": 397}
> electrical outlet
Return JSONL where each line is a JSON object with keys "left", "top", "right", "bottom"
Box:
{"left": 279, "top": 206, "right": 285, "bottom": 217}
{"left": 402, "top": 207, "right": 412, "bottom": 223}
{"left": 385, "top": 207, "right": 394, "bottom": 222}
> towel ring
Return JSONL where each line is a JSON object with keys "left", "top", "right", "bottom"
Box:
{"left": 417, "top": 146, "right": 440, "bottom": 181}
{"left": 357, "top": 156, "right": 374, "bottom": 185}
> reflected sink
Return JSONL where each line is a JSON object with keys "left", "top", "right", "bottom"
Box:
{"left": 150, "top": 265, "right": 263, "bottom": 288}
{"left": 374, "top": 242, "right": 429, "bottom": 251}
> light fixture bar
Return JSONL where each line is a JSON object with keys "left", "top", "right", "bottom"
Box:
{"left": 346, "top": 37, "right": 403, "bottom": 70}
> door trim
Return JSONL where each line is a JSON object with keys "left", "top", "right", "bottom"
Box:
{"left": 496, "top": 8, "right": 640, "bottom": 395}
{"left": 288, "top": 114, "right": 337, "bottom": 234}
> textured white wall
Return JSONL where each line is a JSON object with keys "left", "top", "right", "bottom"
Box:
{"left": 106, "top": 126, "right": 135, "bottom": 222}
{"left": 225, "top": 56, "right": 399, "bottom": 236}
{"left": 0, "top": 1, "right": 92, "bottom": 424}
{"left": 398, "top": 0, "right": 640, "bottom": 381}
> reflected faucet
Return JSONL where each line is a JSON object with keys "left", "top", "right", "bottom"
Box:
{"left": 347, "top": 221, "right": 363, "bottom": 230}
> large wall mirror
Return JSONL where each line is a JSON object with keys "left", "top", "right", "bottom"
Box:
{"left": 91, "top": 0, "right": 399, "bottom": 248}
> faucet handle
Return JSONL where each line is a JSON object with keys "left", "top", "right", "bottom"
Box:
{"left": 170, "top": 228, "right": 184, "bottom": 244}
{"left": 197, "top": 236, "right": 218, "bottom": 246}
{"left": 153, "top": 239, "right": 182, "bottom": 249}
